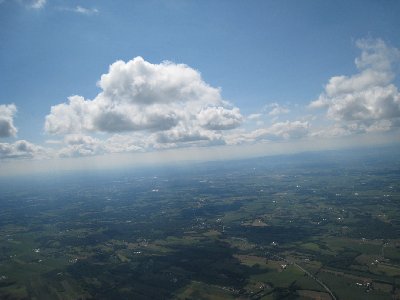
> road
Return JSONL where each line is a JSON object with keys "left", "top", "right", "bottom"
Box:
{"left": 269, "top": 253, "right": 337, "bottom": 300}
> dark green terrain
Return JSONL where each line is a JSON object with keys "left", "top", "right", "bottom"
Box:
{"left": 0, "top": 147, "right": 399, "bottom": 299}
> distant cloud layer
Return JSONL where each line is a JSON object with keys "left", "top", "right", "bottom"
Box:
{"left": 225, "top": 120, "right": 310, "bottom": 145}
{"left": 0, "top": 104, "right": 17, "bottom": 138}
{"left": 309, "top": 38, "right": 400, "bottom": 134}
{"left": 45, "top": 57, "right": 243, "bottom": 147}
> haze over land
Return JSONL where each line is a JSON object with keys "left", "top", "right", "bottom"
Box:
{"left": 1, "top": 147, "right": 400, "bottom": 299}
{"left": 1, "top": 0, "right": 400, "bottom": 175}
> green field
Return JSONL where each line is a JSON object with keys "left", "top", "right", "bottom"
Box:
{"left": 0, "top": 149, "right": 399, "bottom": 299}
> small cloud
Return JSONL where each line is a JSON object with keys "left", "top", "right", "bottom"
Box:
{"left": 247, "top": 113, "right": 262, "bottom": 120}
{"left": 0, "top": 104, "right": 18, "bottom": 138}
{"left": 198, "top": 107, "right": 242, "bottom": 130}
{"left": 263, "top": 120, "right": 309, "bottom": 139}
{"left": 265, "top": 103, "right": 290, "bottom": 117}
{"left": 59, "top": 5, "right": 99, "bottom": 15}
{"left": 0, "top": 140, "right": 47, "bottom": 159}
{"left": 58, "top": 134, "right": 103, "bottom": 157}
{"left": 74, "top": 5, "right": 99, "bottom": 15}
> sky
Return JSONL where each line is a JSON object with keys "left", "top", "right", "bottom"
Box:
{"left": 1, "top": 0, "right": 400, "bottom": 174}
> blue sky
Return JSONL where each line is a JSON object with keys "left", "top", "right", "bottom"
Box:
{"left": 1, "top": 0, "right": 400, "bottom": 173}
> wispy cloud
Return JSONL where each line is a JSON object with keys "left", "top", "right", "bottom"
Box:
{"left": 59, "top": 5, "right": 99, "bottom": 15}
{"left": 30, "top": 0, "right": 45, "bottom": 9}
{"left": 17, "top": 0, "right": 46, "bottom": 9}
{"left": 74, "top": 5, "right": 98, "bottom": 15}
{"left": 265, "top": 102, "right": 290, "bottom": 117}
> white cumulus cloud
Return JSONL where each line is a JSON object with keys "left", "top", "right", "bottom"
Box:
{"left": 0, "top": 104, "right": 18, "bottom": 138}
{"left": 309, "top": 38, "right": 400, "bottom": 133}
{"left": 266, "top": 103, "right": 290, "bottom": 117}
{"left": 0, "top": 140, "right": 46, "bottom": 159}
{"left": 57, "top": 133, "right": 150, "bottom": 158}
{"left": 225, "top": 120, "right": 309, "bottom": 145}
{"left": 58, "top": 134, "right": 104, "bottom": 157}
{"left": 45, "top": 57, "right": 242, "bottom": 144}
{"left": 198, "top": 107, "right": 242, "bottom": 130}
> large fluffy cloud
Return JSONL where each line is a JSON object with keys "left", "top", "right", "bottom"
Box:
{"left": 45, "top": 57, "right": 242, "bottom": 143}
{"left": 309, "top": 39, "right": 400, "bottom": 133}
{"left": 0, "top": 104, "right": 17, "bottom": 138}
